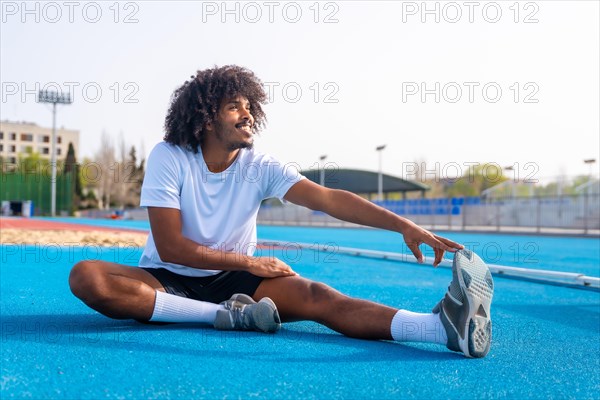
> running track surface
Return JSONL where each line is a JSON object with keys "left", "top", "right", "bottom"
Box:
{"left": 1, "top": 217, "right": 599, "bottom": 399}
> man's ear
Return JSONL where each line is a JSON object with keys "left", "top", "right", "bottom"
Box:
{"left": 205, "top": 120, "right": 213, "bottom": 132}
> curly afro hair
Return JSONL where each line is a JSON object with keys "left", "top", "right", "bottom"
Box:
{"left": 163, "top": 65, "right": 268, "bottom": 153}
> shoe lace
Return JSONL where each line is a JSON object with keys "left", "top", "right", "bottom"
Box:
{"left": 228, "top": 303, "right": 254, "bottom": 330}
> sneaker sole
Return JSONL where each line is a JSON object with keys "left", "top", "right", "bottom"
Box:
{"left": 454, "top": 250, "right": 494, "bottom": 358}
{"left": 252, "top": 297, "right": 282, "bottom": 333}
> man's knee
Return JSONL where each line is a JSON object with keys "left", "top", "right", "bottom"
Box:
{"left": 305, "top": 281, "right": 341, "bottom": 306}
{"left": 69, "top": 261, "right": 109, "bottom": 304}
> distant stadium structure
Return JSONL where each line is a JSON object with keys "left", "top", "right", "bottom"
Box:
{"left": 300, "top": 168, "right": 429, "bottom": 199}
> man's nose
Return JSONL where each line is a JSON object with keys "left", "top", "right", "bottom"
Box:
{"left": 240, "top": 108, "right": 253, "bottom": 123}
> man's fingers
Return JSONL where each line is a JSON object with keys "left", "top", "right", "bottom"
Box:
{"left": 407, "top": 242, "right": 424, "bottom": 263}
{"left": 279, "top": 261, "right": 297, "bottom": 276}
{"left": 285, "top": 266, "right": 298, "bottom": 276}
{"left": 428, "top": 237, "right": 453, "bottom": 252}
{"left": 433, "top": 246, "right": 445, "bottom": 267}
{"left": 423, "top": 236, "right": 452, "bottom": 266}
{"left": 403, "top": 228, "right": 464, "bottom": 266}
{"left": 434, "top": 235, "right": 463, "bottom": 251}
{"left": 271, "top": 268, "right": 297, "bottom": 278}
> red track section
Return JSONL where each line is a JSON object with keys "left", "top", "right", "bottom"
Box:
{"left": 0, "top": 217, "right": 147, "bottom": 233}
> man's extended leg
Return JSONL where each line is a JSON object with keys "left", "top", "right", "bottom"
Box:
{"left": 253, "top": 249, "right": 494, "bottom": 357}
{"left": 253, "top": 275, "right": 400, "bottom": 340}
{"left": 68, "top": 260, "right": 281, "bottom": 332}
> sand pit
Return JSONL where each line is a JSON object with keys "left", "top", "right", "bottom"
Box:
{"left": 0, "top": 229, "right": 148, "bottom": 247}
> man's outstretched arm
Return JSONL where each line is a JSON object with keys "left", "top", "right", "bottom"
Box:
{"left": 283, "top": 179, "right": 463, "bottom": 266}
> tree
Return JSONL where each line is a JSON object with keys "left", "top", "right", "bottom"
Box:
{"left": 64, "top": 142, "right": 83, "bottom": 204}
{"left": 113, "top": 132, "right": 129, "bottom": 209}
{"left": 126, "top": 145, "right": 144, "bottom": 207}
{"left": 94, "top": 130, "right": 116, "bottom": 209}
{"left": 86, "top": 132, "right": 146, "bottom": 210}
{"left": 17, "top": 148, "right": 48, "bottom": 173}
{"left": 445, "top": 163, "right": 508, "bottom": 197}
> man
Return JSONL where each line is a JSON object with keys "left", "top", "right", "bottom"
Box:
{"left": 69, "top": 65, "right": 494, "bottom": 358}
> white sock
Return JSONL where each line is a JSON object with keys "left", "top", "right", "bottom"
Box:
{"left": 149, "top": 290, "right": 224, "bottom": 324}
{"left": 390, "top": 310, "right": 447, "bottom": 345}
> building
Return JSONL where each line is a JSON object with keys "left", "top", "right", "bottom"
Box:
{"left": 0, "top": 120, "right": 80, "bottom": 163}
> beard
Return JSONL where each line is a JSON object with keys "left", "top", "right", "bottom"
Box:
{"left": 214, "top": 120, "right": 254, "bottom": 151}
{"left": 226, "top": 139, "right": 254, "bottom": 151}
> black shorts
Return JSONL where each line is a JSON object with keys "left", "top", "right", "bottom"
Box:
{"left": 141, "top": 268, "right": 264, "bottom": 304}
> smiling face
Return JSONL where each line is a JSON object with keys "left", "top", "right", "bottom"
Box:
{"left": 209, "top": 95, "right": 256, "bottom": 151}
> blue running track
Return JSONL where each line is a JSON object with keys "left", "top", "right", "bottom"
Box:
{"left": 1, "top": 219, "right": 599, "bottom": 398}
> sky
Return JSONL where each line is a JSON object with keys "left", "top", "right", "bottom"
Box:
{"left": 1, "top": 0, "right": 599, "bottom": 183}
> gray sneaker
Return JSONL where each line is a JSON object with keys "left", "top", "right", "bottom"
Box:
{"left": 432, "top": 249, "right": 494, "bottom": 358}
{"left": 214, "top": 294, "right": 281, "bottom": 333}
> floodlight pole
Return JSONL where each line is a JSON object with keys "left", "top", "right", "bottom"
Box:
{"left": 582, "top": 159, "right": 596, "bottom": 235}
{"left": 319, "top": 155, "right": 327, "bottom": 187}
{"left": 584, "top": 159, "right": 597, "bottom": 183}
{"left": 504, "top": 165, "right": 516, "bottom": 198}
{"left": 51, "top": 102, "right": 57, "bottom": 215}
{"left": 38, "top": 90, "right": 72, "bottom": 216}
{"left": 376, "top": 145, "right": 386, "bottom": 201}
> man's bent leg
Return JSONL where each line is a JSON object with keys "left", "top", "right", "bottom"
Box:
{"left": 69, "top": 261, "right": 281, "bottom": 332}
{"left": 69, "top": 261, "right": 222, "bottom": 323}
{"left": 253, "top": 276, "right": 397, "bottom": 340}
{"left": 69, "top": 260, "right": 166, "bottom": 320}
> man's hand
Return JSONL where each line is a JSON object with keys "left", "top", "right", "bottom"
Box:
{"left": 401, "top": 221, "right": 464, "bottom": 267}
{"left": 248, "top": 256, "right": 298, "bottom": 278}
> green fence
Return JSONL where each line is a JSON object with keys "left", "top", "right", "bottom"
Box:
{"left": 0, "top": 169, "right": 75, "bottom": 216}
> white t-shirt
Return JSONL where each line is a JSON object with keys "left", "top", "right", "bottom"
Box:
{"left": 138, "top": 142, "right": 306, "bottom": 277}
